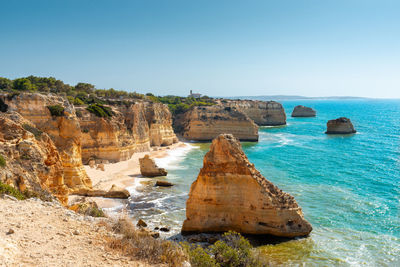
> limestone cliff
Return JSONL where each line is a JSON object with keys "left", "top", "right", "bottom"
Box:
{"left": 145, "top": 102, "right": 178, "bottom": 146}
{"left": 0, "top": 112, "right": 68, "bottom": 204}
{"left": 182, "top": 134, "right": 312, "bottom": 237}
{"left": 174, "top": 106, "right": 258, "bottom": 141}
{"left": 223, "top": 100, "right": 287, "bottom": 126}
{"left": 2, "top": 93, "right": 92, "bottom": 193}
{"left": 77, "top": 102, "right": 151, "bottom": 163}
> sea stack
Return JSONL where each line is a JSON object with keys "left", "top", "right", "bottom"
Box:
{"left": 139, "top": 154, "right": 167, "bottom": 177}
{"left": 291, "top": 105, "right": 316, "bottom": 117}
{"left": 325, "top": 117, "right": 356, "bottom": 134}
{"left": 181, "top": 134, "right": 312, "bottom": 237}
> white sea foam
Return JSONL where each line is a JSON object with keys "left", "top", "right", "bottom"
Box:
{"left": 154, "top": 143, "right": 196, "bottom": 170}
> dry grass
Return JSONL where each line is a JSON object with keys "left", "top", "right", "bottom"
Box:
{"left": 107, "top": 217, "right": 188, "bottom": 266}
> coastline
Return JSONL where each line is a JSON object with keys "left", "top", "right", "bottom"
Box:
{"left": 69, "top": 141, "right": 193, "bottom": 212}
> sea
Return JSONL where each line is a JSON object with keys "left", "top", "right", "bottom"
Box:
{"left": 126, "top": 99, "right": 400, "bottom": 266}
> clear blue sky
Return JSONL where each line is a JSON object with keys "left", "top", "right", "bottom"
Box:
{"left": 1, "top": 0, "right": 399, "bottom": 98}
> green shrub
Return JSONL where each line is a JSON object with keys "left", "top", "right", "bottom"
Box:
{"left": 87, "top": 103, "right": 113, "bottom": 118}
{"left": 0, "top": 154, "right": 6, "bottom": 167}
{"left": 0, "top": 181, "right": 25, "bottom": 200}
{"left": 183, "top": 231, "right": 265, "bottom": 267}
{"left": 22, "top": 123, "right": 43, "bottom": 140}
{"left": 73, "top": 97, "right": 85, "bottom": 105}
{"left": 47, "top": 105, "right": 65, "bottom": 116}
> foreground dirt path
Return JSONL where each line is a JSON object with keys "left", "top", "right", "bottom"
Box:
{"left": 0, "top": 197, "right": 152, "bottom": 267}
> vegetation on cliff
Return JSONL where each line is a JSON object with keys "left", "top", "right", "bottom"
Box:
{"left": 0, "top": 75, "right": 217, "bottom": 116}
{"left": 86, "top": 103, "right": 114, "bottom": 118}
{"left": 47, "top": 105, "right": 65, "bottom": 117}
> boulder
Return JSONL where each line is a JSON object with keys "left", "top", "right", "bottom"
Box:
{"left": 76, "top": 184, "right": 130, "bottom": 199}
{"left": 325, "top": 117, "right": 356, "bottom": 134}
{"left": 88, "top": 160, "right": 95, "bottom": 168}
{"left": 96, "top": 164, "right": 105, "bottom": 171}
{"left": 139, "top": 155, "right": 168, "bottom": 177}
{"left": 182, "top": 134, "right": 312, "bottom": 237}
{"left": 155, "top": 180, "right": 173, "bottom": 187}
{"left": 291, "top": 105, "right": 316, "bottom": 117}
{"left": 137, "top": 219, "right": 147, "bottom": 228}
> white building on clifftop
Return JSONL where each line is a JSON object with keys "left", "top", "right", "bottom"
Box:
{"left": 188, "top": 90, "right": 201, "bottom": 98}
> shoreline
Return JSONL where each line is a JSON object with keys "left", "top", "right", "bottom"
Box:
{"left": 69, "top": 141, "right": 193, "bottom": 212}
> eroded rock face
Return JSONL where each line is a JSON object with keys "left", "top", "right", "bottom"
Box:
{"left": 0, "top": 112, "right": 68, "bottom": 204}
{"left": 291, "top": 105, "right": 316, "bottom": 117}
{"left": 145, "top": 102, "right": 178, "bottom": 146}
{"left": 139, "top": 155, "right": 167, "bottom": 177}
{"left": 325, "top": 117, "right": 356, "bottom": 134}
{"left": 224, "top": 100, "right": 286, "bottom": 126}
{"left": 174, "top": 106, "right": 258, "bottom": 141}
{"left": 182, "top": 134, "right": 312, "bottom": 237}
{"left": 78, "top": 102, "right": 151, "bottom": 163}
{"left": 2, "top": 93, "right": 92, "bottom": 193}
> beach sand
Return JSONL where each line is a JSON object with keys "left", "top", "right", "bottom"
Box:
{"left": 69, "top": 142, "right": 189, "bottom": 210}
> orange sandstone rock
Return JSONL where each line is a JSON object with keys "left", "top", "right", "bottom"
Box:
{"left": 182, "top": 134, "right": 312, "bottom": 237}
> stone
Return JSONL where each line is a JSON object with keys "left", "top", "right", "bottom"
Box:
{"left": 88, "top": 160, "right": 95, "bottom": 168}
{"left": 139, "top": 155, "right": 168, "bottom": 177}
{"left": 76, "top": 184, "right": 130, "bottom": 199}
{"left": 159, "top": 227, "right": 170, "bottom": 232}
{"left": 96, "top": 164, "right": 105, "bottom": 171}
{"left": 325, "top": 117, "right": 356, "bottom": 134}
{"left": 291, "top": 105, "right": 316, "bottom": 117}
{"left": 182, "top": 134, "right": 312, "bottom": 238}
{"left": 155, "top": 180, "right": 173, "bottom": 187}
{"left": 137, "top": 219, "right": 147, "bottom": 228}
{"left": 6, "top": 229, "right": 14, "bottom": 235}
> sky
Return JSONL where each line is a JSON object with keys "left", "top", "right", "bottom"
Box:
{"left": 1, "top": 0, "right": 399, "bottom": 98}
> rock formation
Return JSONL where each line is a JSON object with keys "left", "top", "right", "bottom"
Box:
{"left": 139, "top": 155, "right": 167, "bottom": 177}
{"left": 174, "top": 105, "right": 258, "bottom": 141}
{"left": 145, "top": 102, "right": 178, "bottom": 146}
{"left": 2, "top": 93, "right": 92, "bottom": 193}
{"left": 224, "top": 100, "right": 287, "bottom": 126}
{"left": 77, "top": 102, "right": 151, "bottom": 163}
{"left": 182, "top": 134, "right": 312, "bottom": 237}
{"left": 325, "top": 117, "right": 356, "bottom": 134}
{"left": 77, "top": 184, "right": 130, "bottom": 199}
{"left": 0, "top": 112, "right": 68, "bottom": 204}
{"left": 291, "top": 105, "right": 316, "bottom": 117}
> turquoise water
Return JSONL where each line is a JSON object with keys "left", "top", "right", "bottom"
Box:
{"left": 129, "top": 99, "right": 400, "bottom": 266}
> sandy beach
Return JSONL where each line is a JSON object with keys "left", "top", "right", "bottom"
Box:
{"left": 69, "top": 142, "right": 191, "bottom": 210}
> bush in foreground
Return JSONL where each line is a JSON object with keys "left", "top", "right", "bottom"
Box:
{"left": 183, "top": 231, "right": 267, "bottom": 267}
{"left": 108, "top": 217, "right": 187, "bottom": 266}
{"left": 0, "top": 154, "right": 6, "bottom": 168}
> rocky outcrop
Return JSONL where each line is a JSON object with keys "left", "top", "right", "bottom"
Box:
{"left": 325, "top": 117, "right": 356, "bottom": 134}
{"left": 2, "top": 93, "right": 92, "bottom": 193}
{"left": 224, "top": 100, "right": 286, "bottom": 126}
{"left": 77, "top": 102, "right": 151, "bottom": 163}
{"left": 139, "top": 155, "right": 167, "bottom": 177}
{"left": 145, "top": 102, "right": 178, "bottom": 146}
{"left": 77, "top": 184, "right": 130, "bottom": 199}
{"left": 0, "top": 112, "right": 68, "bottom": 204}
{"left": 174, "top": 106, "right": 258, "bottom": 141}
{"left": 291, "top": 105, "right": 316, "bottom": 117}
{"left": 182, "top": 134, "right": 312, "bottom": 237}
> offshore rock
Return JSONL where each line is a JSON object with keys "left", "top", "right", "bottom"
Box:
{"left": 325, "top": 117, "right": 356, "bottom": 134}
{"left": 139, "top": 155, "right": 168, "bottom": 177}
{"left": 182, "top": 134, "right": 312, "bottom": 237}
{"left": 224, "top": 100, "right": 286, "bottom": 126}
{"left": 0, "top": 112, "right": 68, "bottom": 204}
{"left": 174, "top": 105, "right": 258, "bottom": 141}
{"left": 291, "top": 105, "right": 316, "bottom": 117}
